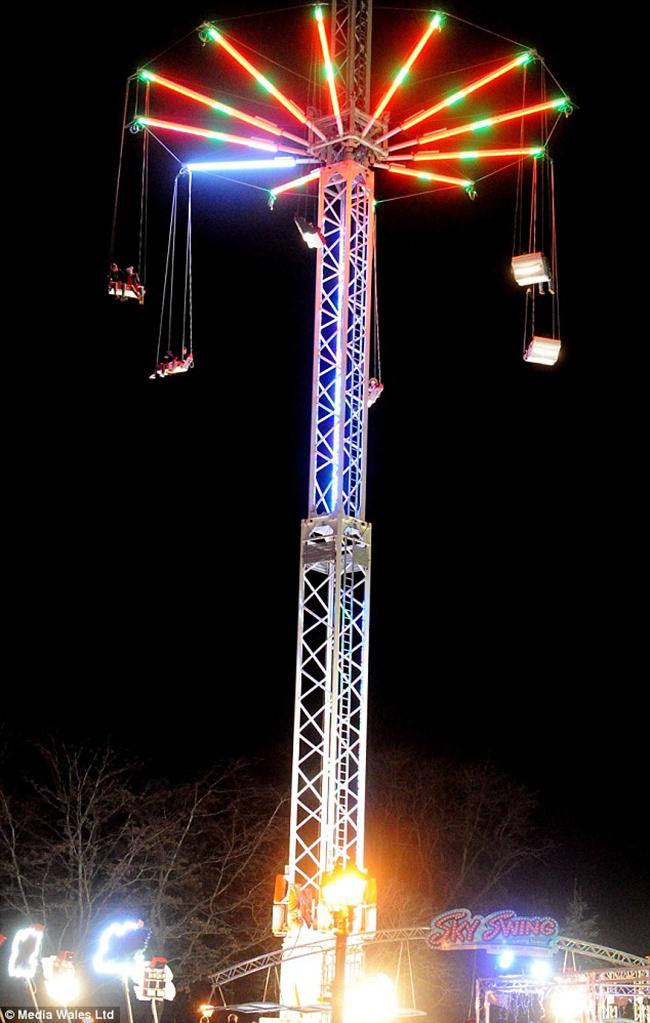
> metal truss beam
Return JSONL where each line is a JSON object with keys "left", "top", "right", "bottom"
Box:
{"left": 211, "top": 937, "right": 649, "bottom": 989}
{"left": 330, "top": 0, "right": 372, "bottom": 126}
{"left": 288, "top": 512, "right": 372, "bottom": 892}
{"left": 309, "top": 163, "right": 374, "bottom": 521}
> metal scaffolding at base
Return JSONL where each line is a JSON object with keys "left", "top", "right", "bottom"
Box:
{"left": 476, "top": 967, "right": 650, "bottom": 1023}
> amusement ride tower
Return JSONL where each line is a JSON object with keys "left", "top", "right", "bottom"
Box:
{"left": 126, "top": 0, "right": 573, "bottom": 1007}
{"left": 272, "top": 0, "right": 380, "bottom": 1007}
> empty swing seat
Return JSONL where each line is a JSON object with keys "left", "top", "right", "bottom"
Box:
{"left": 524, "top": 336, "right": 561, "bottom": 366}
{"left": 511, "top": 252, "right": 552, "bottom": 287}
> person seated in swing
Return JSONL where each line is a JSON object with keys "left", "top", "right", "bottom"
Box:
{"left": 108, "top": 262, "right": 123, "bottom": 298}
{"left": 149, "top": 349, "right": 194, "bottom": 379}
{"left": 367, "top": 377, "right": 384, "bottom": 407}
{"left": 124, "top": 265, "right": 145, "bottom": 303}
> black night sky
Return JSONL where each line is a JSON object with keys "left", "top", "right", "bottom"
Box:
{"left": 7, "top": 0, "right": 647, "bottom": 978}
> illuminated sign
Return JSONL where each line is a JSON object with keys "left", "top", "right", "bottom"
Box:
{"left": 133, "top": 957, "right": 176, "bottom": 1002}
{"left": 428, "top": 909, "right": 559, "bottom": 951}
{"left": 8, "top": 926, "right": 45, "bottom": 979}
{"left": 93, "top": 920, "right": 150, "bottom": 976}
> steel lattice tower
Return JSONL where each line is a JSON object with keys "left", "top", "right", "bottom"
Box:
{"left": 275, "top": 0, "right": 378, "bottom": 1009}
{"left": 131, "top": 3, "right": 571, "bottom": 1008}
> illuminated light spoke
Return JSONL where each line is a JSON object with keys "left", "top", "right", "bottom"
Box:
{"left": 270, "top": 168, "right": 321, "bottom": 198}
{"left": 362, "top": 12, "right": 443, "bottom": 137}
{"left": 185, "top": 157, "right": 307, "bottom": 172}
{"left": 137, "top": 69, "right": 308, "bottom": 146}
{"left": 203, "top": 25, "right": 326, "bottom": 140}
{"left": 389, "top": 98, "right": 569, "bottom": 151}
{"left": 315, "top": 7, "right": 343, "bottom": 135}
{"left": 413, "top": 146, "right": 543, "bottom": 161}
{"left": 136, "top": 116, "right": 280, "bottom": 152}
{"left": 375, "top": 162, "right": 473, "bottom": 189}
{"left": 376, "top": 51, "right": 535, "bottom": 145}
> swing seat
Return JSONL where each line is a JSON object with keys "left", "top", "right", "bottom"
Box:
{"left": 367, "top": 378, "right": 384, "bottom": 407}
{"left": 524, "top": 336, "right": 561, "bottom": 366}
{"left": 149, "top": 355, "right": 194, "bottom": 379}
{"left": 108, "top": 285, "right": 145, "bottom": 304}
{"left": 295, "top": 216, "right": 324, "bottom": 249}
{"left": 511, "top": 252, "right": 551, "bottom": 287}
{"left": 166, "top": 357, "right": 193, "bottom": 375}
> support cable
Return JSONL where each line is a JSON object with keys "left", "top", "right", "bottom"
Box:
{"left": 184, "top": 172, "right": 194, "bottom": 355}
{"left": 406, "top": 938, "right": 416, "bottom": 1009}
{"left": 168, "top": 177, "right": 178, "bottom": 355}
{"left": 109, "top": 76, "right": 133, "bottom": 265}
{"left": 146, "top": 129, "right": 185, "bottom": 165}
{"left": 417, "top": 54, "right": 522, "bottom": 89}
{"left": 512, "top": 63, "right": 527, "bottom": 258}
{"left": 217, "top": 3, "right": 317, "bottom": 22}
{"left": 155, "top": 174, "right": 179, "bottom": 372}
{"left": 550, "top": 157, "right": 560, "bottom": 340}
{"left": 138, "top": 83, "right": 150, "bottom": 284}
{"left": 375, "top": 6, "right": 530, "bottom": 49}
{"left": 372, "top": 218, "right": 382, "bottom": 382}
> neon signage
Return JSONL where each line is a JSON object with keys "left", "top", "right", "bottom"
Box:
{"left": 428, "top": 909, "right": 559, "bottom": 950}
{"left": 8, "top": 926, "right": 45, "bottom": 979}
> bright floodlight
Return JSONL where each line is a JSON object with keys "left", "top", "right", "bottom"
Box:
{"left": 524, "top": 336, "right": 561, "bottom": 366}
{"left": 512, "top": 252, "right": 552, "bottom": 287}
{"left": 8, "top": 926, "right": 45, "bottom": 979}
{"left": 550, "top": 987, "right": 588, "bottom": 1021}
{"left": 321, "top": 862, "right": 368, "bottom": 912}
{"left": 345, "top": 974, "right": 398, "bottom": 1023}
{"left": 498, "top": 950, "right": 515, "bottom": 969}
{"left": 530, "top": 959, "right": 552, "bottom": 979}
{"left": 93, "top": 920, "right": 147, "bottom": 977}
{"left": 42, "top": 955, "right": 81, "bottom": 1005}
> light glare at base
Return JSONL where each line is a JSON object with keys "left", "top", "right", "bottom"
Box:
{"left": 345, "top": 973, "right": 398, "bottom": 1023}
{"left": 498, "top": 951, "right": 515, "bottom": 969}
{"left": 44, "top": 971, "right": 81, "bottom": 1006}
{"left": 530, "top": 959, "right": 552, "bottom": 979}
{"left": 550, "top": 987, "right": 588, "bottom": 1020}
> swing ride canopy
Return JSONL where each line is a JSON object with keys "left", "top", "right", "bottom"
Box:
{"left": 124, "top": 5, "right": 571, "bottom": 203}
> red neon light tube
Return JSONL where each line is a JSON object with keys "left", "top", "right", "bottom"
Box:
{"left": 411, "top": 146, "right": 543, "bottom": 160}
{"left": 314, "top": 8, "right": 343, "bottom": 135}
{"left": 388, "top": 97, "right": 569, "bottom": 151}
{"left": 375, "top": 163, "right": 473, "bottom": 188}
{"left": 204, "top": 25, "right": 326, "bottom": 140}
{"left": 139, "top": 69, "right": 308, "bottom": 146}
{"left": 270, "top": 168, "right": 321, "bottom": 197}
{"left": 362, "top": 13, "right": 442, "bottom": 138}
{"left": 376, "top": 51, "right": 533, "bottom": 145}
{"left": 136, "top": 116, "right": 280, "bottom": 152}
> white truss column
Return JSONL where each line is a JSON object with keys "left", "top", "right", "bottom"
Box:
{"left": 309, "top": 162, "right": 375, "bottom": 522}
{"left": 288, "top": 514, "right": 372, "bottom": 892}
{"left": 280, "top": 163, "right": 375, "bottom": 1012}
